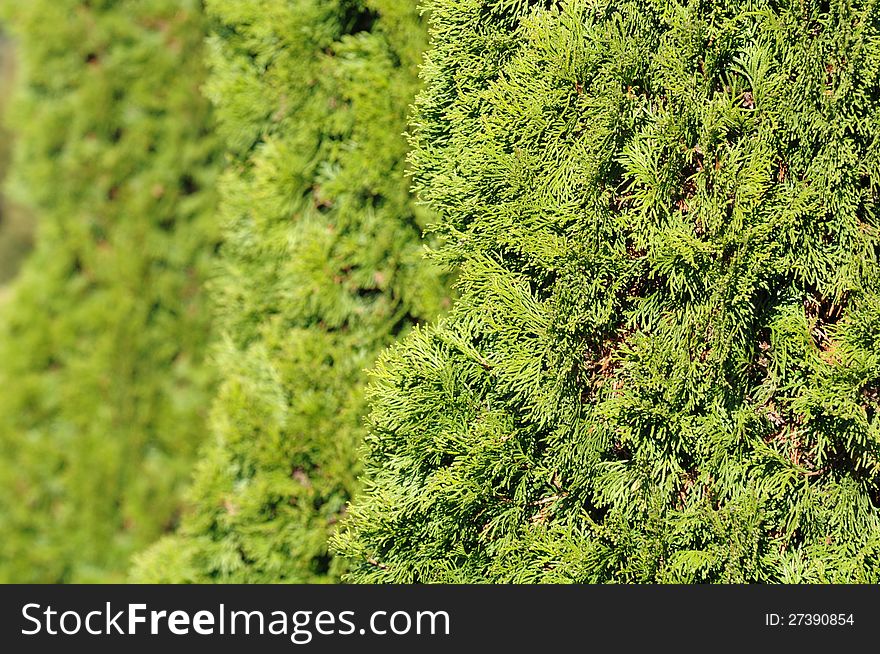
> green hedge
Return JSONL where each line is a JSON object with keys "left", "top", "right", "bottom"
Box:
{"left": 132, "top": 0, "right": 448, "bottom": 583}
{"left": 0, "top": 0, "right": 220, "bottom": 582}
{"left": 336, "top": 0, "right": 880, "bottom": 583}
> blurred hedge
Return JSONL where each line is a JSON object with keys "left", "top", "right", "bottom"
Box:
{"left": 132, "top": 0, "right": 449, "bottom": 583}
{"left": 0, "top": 0, "right": 220, "bottom": 582}
{"left": 0, "top": 32, "right": 33, "bottom": 286}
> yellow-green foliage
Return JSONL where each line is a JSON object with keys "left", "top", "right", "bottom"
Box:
{"left": 337, "top": 0, "right": 880, "bottom": 583}
{"left": 132, "top": 0, "right": 448, "bottom": 583}
{"left": 0, "top": 0, "right": 220, "bottom": 582}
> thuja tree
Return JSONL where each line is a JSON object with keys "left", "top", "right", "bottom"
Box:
{"left": 131, "top": 0, "right": 447, "bottom": 583}
{"left": 0, "top": 1, "right": 219, "bottom": 582}
{"left": 336, "top": 0, "right": 880, "bottom": 583}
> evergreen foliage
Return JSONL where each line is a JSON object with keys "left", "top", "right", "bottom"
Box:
{"left": 132, "top": 0, "right": 447, "bottom": 583}
{"left": 0, "top": 0, "right": 219, "bottom": 582}
{"left": 0, "top": 33, "right": 33, "bottom": 286}
{"left": 336, "top": 0, "right": 880, "bottom": 583}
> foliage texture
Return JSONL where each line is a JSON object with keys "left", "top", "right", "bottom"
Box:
{"left": 336, "top": 0, "right": 880, "bottom": 583}
{"left": 132, "top": 0, "right": 447, "bottom": 583}
{"left": 0, "top": 0, "right": 219, "bottom": 582}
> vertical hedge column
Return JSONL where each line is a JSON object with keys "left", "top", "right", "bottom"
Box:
{"left": 132, "top": 0, "right": 447, "bottom": 583}
{"left": 0, "top": 0, "right": 220, "bottom": 582}
{"left": 337, "top": 0, "right": 880, "bottom": 583}
{"left": 0, "top": 33, "right": 32, "bottom": 285}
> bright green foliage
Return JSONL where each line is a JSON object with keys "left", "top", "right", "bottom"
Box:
{"left": 0, "top": 1, "right": 219, "bottom": 582}
{"left": 132, "top": 0, "right": 447, "bottom": 583}
{"left": 337, "top": 0, "right": 880, "bottom": 583}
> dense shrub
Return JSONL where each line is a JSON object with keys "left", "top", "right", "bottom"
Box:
{"left": 132, "top": 0, "right": 448, "bottom": 583}
{"left": 0, "top": 0, "right": 220, "bottom": 582}
{"left": 336, "top": 0, "right": 880, "bottom": 583}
